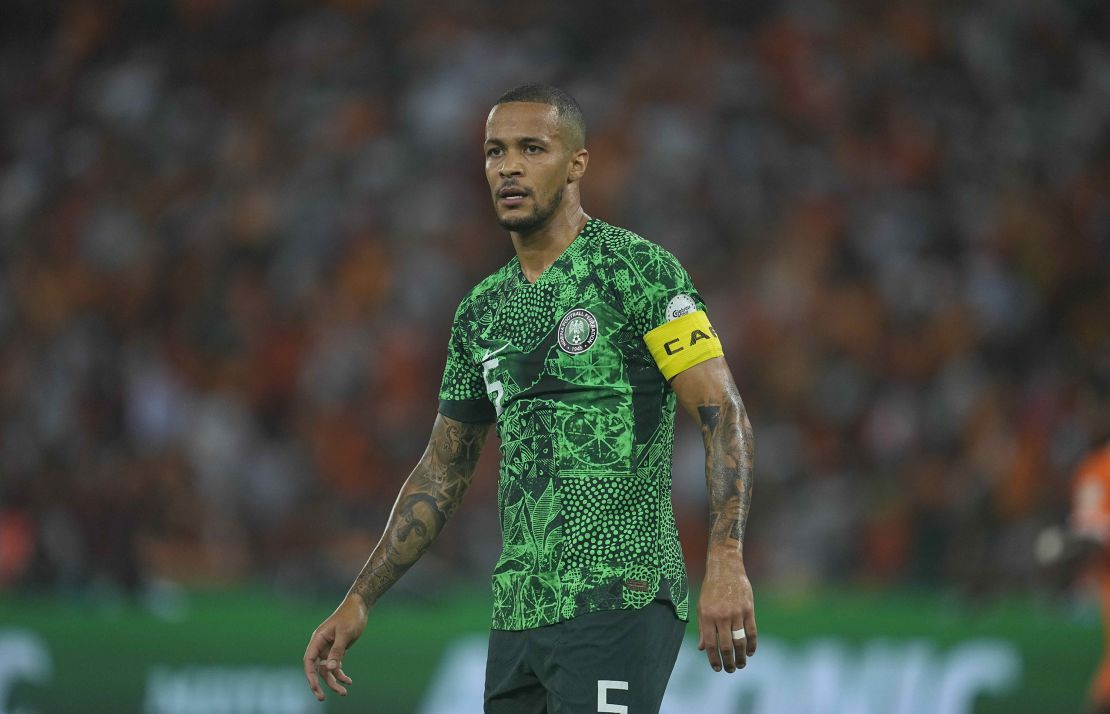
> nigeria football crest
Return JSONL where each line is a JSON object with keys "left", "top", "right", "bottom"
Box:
{"left": 557, "top": 308, "right": 598, "bottom": 354}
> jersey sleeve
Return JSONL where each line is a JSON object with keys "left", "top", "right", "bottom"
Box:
{"left": 438, "top": 299, "right": 496, "bottom": 424}
{"left": 609, "top": 238, "right": 724, "bottom": 380}
{"left": 1072, "top": 454, "right": 1110, "bottom": 543}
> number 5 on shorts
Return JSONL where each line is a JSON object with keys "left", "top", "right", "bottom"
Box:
{"left": 597, "top": 680, "right": 629, "bottom": 714}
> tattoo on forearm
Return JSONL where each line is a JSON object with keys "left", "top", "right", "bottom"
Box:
{"left": 350, "top": 417, "right": 488, "bottom": 607}
{"left": 698, "top": 382, "right": 754, "bottom": 546}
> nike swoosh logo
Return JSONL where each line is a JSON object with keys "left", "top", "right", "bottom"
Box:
{"left": 481, "top": 344, "right": 511, "bottom": 364}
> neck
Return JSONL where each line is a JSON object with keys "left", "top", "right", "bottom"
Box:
{"left": 511, "top": 201, "right": 590, "bottom": 283}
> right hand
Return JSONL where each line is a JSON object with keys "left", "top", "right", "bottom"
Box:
{"left": 303, "top": 594, "right": 369, "bottom": 701}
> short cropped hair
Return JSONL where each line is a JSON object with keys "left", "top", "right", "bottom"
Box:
{"left": 494, "top": 83, "right": 586, "bottom": 149}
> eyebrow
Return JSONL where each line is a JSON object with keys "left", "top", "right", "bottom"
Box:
{"left": 484, "top": 136, "right": 551, "bottom": 146}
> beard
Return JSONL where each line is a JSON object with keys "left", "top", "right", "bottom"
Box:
{"left": 496, "top": 184, "right": 565, "bottom": 233}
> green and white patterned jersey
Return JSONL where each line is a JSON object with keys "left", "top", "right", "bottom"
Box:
{"left": 438, "top": 218, "right": 723, "bottom": 631}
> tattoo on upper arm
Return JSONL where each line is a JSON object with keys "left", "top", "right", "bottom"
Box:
{"left": 350, "top": 418, "right": 489, "bottom": 606}
{"left": 698, "top": 382, "right": 754, "bottom": 546}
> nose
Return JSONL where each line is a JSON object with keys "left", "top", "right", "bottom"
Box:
{"left": 499, "top": 152, "right": 524, "bottom": 178}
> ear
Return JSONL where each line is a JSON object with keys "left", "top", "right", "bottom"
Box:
{"left": 567, "top": 148, "right": 589, "bottom": 184}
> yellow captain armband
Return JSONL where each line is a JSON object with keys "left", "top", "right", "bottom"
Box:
{"left": 643, "top": 310, "right": 724, "bottom": 381}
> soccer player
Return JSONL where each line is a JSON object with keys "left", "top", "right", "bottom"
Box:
{"left": 1037, "top": 441, "right": 1110, "bottom": 714}
{"left": 303, "top": 83, "right": 757, "bottom": 713}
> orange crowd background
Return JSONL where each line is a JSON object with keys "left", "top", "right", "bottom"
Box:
{"left": 0, "top": 0, "right": 1107, "bottom": 605}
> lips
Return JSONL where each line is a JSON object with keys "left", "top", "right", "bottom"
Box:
{"left": 497, "top": 185, "right": 529, "bottom": 206}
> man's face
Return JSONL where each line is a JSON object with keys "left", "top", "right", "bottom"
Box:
{"left": 394, "top": 496, "right": 440, "bottom": 565}
{"left": 484, "top": 102, "right": 574, "bottom": 233}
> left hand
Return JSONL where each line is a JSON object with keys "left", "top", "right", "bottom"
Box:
{"left": 696, "top": 554, "right": 757, "bottom": 673}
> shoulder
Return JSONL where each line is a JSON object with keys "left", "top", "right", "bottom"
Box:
{"left": 451, "top": 259, "right": 515, "bottom": 321}
{"left": 590, "top": 217, "right": 683, "bottom": 270}
{"left": 592, "top": 220, "right": 689, "bottom": 292}
{"left": 594, "top": 220, "right": 652, "bottom": 259}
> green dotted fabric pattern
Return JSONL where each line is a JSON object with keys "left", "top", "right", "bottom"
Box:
{"left": 438, "top": 219, "right": 708, "bottom": 631}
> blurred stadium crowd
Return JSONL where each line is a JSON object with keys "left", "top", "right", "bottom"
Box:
{"left": 0, "top": 0, "right": 1108, "bottom": 602}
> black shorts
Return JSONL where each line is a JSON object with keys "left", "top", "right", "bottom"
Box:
{"left": 484, "top": 599, "right": 686, "bottom": 714}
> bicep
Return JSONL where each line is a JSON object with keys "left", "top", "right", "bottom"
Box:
{"left": 670, "top": 356, "right": 742, "bottom": 425}
{"left": 423, "top": 413, "right": 492, "bottom": 480}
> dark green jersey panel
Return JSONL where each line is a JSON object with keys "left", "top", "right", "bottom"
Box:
{"left": 437, "top": 219, "right": 708, "bottom": 630}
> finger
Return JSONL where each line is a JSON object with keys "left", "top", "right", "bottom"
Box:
{"left": 744, "top": 612, "right": 758, "bottom": 656}
{"left": 325, "top": 636, "right": 350, "bottom": 675}
{"left": 321, "top": 666, "right": 348, "bottom": 696}
{"left": 336, "top": 668, "right": 353, "bottom": 685}
{"left": 717, "top": 623, "right": 736, "bottom": 673}
{"left": 303, "top": 633, "right": 329, "bottom": 701}
{"left": 730, "top": 625, "right": 747, "bottom": 670}
{"left": 706, "top": 642, "right": 722, "bottom": 672}
{"left": 304, "top": 663, "right": 324, "bottom": 701}
{"left": 697, "top": 617, "right": 722, "bottom": 670}
{"left": 701, "top": 624, "right": 723, "bottom": 672}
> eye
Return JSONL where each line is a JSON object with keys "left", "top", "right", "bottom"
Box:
{"left": 486, "top": 147, "right": 503, "bottom": 158}
{"left": 523, "top": 145, "right": 543, "bottom": 154}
